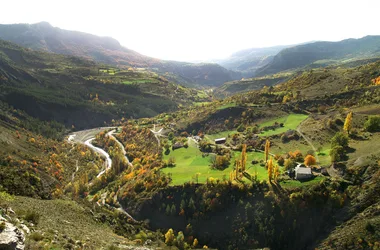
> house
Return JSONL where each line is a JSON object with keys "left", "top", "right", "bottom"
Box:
{"left": 295, "top": 164, "right": 312, "bottom": 180}
{"left": 193, "top": 136, "right": 201, "bottom": 142}
{"left": 214, "top": 138, "right": 226, "bottom": 144}
{"left": 172, "top": 142, "right": 184, "bottom": 150}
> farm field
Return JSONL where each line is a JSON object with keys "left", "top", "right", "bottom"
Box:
{"left": 162, "top": 139, "right": 270, "bottom": 185}
{"left": 259, "top": 114, "right": 308, "bottom": 136}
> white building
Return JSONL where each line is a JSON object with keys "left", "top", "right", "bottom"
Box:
{"left": 295, "top": 164, "right": 312, "bottom": 180}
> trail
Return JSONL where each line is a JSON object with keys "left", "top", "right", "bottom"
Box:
{"left": 150, "top": 125, "right": 165, "bottom": 146}
{"left": 296, "top": 120, "right": 320, "bottom": 164}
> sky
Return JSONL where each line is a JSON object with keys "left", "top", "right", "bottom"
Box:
{"left": 1, "top": 0, "right": 379, "bottom": 61}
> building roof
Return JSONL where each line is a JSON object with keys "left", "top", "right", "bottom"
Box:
{"left": 295, "top": 166, "right": 312, "bottom": 175}
{"left": 215, "top": 138, "right": 226, "bottom": 142}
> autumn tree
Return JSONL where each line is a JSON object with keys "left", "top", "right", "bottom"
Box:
{"left": 165, "top": 228, "right": 175, "bottom": 245}
{"left": 267, "top": 157, "right": 274, "bottom": 182}
{"left": 264, "top": 139, "right": 270, "bottom": 163}
{"left": 273, "top": 164, "right": 280, "bottom": 182}
{"left": 343, "top": 112, "right": 353, "bottom": 135}
{"left": 304, "top": 155, "right": 317, "bottom": 167}
{"left": 193, "top": 238, "right": 199, "bottom": 248}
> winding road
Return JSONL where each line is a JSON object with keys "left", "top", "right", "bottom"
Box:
{"left": 68, "top": 127, "right": 138, "bottom": 223}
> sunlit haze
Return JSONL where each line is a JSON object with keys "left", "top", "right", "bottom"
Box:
{"left": 1, "top": 0, "right": 379, "bottom": 61}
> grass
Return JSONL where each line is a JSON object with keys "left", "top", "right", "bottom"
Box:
{"left": 259, "top": 114, "right": 308, "bottom": 137}
{"left": 162, "top": 139, "right": 231, "bottom": 185}
{"left": 162, "top": 139, "right": 269, "bottom": 185}
{"left": 7, "top": 196, "right": 128, "bottom": 248}
{"left": 280, "top": 176, "right": 325, "bottom": 188}
{"left": 205, "top": 130, "right": 237, "bottom": 141}
{"left": 217, "top": 102, "right": 237, "bottom": 110}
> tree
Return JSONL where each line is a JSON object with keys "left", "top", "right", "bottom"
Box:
{"left": 284, "top": 158, "right": 296, "bottom": 170}
{"left": 193, "top": 238, "right": 199, "bottom": 248}
{"left": 364, "top": 116, "right": 380, "bottom": 132}
{"left": 264, "top": 139, "right": 270, "bottom": 163}
{"left": 165, "top": 228, "right": 175, "bottom": 246}
{"left": 273, "top": 164, "right": 280, "bottom": 182}
{"left": 304, "top": 155, "right": 317, "bottom": 167}
{"left": 267, "top": 157, "right": 274, "bottom": 182}
{"left": 176, "top": 231, "right": 185, "bottom": 249}
{"left": 330, "top": 146, "right": 346, "bottom": 163}
{"left": 331, "top": 132, "right": 349, "bottom": 148}
{"left": 343, "top": 112, "right": 353, "bottom": 134}
{"left": 168, "top": 132, "right": 174, "bottom": 141}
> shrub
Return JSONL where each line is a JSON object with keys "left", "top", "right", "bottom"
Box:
{"left": 29, "top": 232, "right": 44, "bottom": 241}
{"left": 364, "top": 116, "right": 380, "bottom": 132}
{"left": 331, "top": 132, "right": 349, "bottom": 148}
{"left": 330, "top": 146, "right": 346, "bottom": 163}
{"left": 24, "top": 210, "right": 40, "bottom": 225}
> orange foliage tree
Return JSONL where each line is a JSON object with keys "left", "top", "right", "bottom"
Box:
{"left": 304, "top": 155, "right": 317, "bottom": 167}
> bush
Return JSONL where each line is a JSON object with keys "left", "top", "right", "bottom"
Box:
{"left": 29, "top": 232, "right": 44, "bottom": 241}
{"left": 24, "top": 210, "right": 40, "bottom": 225}
{"left": 364, "top": 116, "right": 380, "bottom": 132}
{"left": 330, "top": 146, "right": 346, "bottom": 163}
{"left": 331, "top": 132, "right": 349, "bottom": 148}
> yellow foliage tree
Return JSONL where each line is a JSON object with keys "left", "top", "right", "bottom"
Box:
{"left": 193, "top": 238, "right": 199, "bottom": 248}
{"left": 343, "top": 111, "right": 353, "bottom": 135}
{"left": 274, "top": 164, "right": 280, "bottom": 182}
{"left": 304, "top": 155, "right": 317, "bottom": 167}
{"left": 264, "top": 139, "right": 270, "bottom": 164}
{"left": 164, "top": 228, "right": 175, "bottom": 246}
{"left": 267, "top": 157, "right": 274, "bottom": 182}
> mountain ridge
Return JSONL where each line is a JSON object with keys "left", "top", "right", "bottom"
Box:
{"left": 0, "top": 22, "right": 240, "bottom": 87}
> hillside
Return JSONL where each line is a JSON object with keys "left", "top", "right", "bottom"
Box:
{"left": 256, "top": 35, "right": 380, "bottom": 76}
{"left": 0, "top": 39, "right": 210, "bottom": 129}
{"left": 215, "top": 45, "right": 292, "bottom": 76}
{"left": 0, "top": 22, "right": 240, "bottom": 87}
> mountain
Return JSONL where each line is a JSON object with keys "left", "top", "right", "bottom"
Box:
{"left": 256, "top": 35, "right": 380, "bottom": 76}
{"left": 215, "top": 45, "right": 292, "bottom": 76}
{"left": 0, "top": 39, "right": 211, "bottom": 129}
{"left": 0, "top": 22, "right": 240, "bottom": 87}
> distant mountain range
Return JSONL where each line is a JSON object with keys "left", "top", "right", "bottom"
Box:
{"left": 214, "top": 45, "right": 292, "bottom": 76}
{"left": 0, "top": 22, "right": 240, "bottom": 87}
{"left": 215, "top": 36, "right": 380, "bottom": 78}
{"left": 1, "top": 22, "right": 380, "bottom": 89}
{"left": 255, "top": 36, "right": 380, "bottom": 76}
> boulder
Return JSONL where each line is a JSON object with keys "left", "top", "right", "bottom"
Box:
{"left": 0, "top": 222, "right": 25, "bottom": 250}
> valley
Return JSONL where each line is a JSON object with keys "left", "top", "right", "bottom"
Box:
{"left": 0, "top": 20, "right": 380, "bottom": 250}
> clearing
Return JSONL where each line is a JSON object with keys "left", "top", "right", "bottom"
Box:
{"left": 259, "top": 114, "right": 308, "bottom": 136}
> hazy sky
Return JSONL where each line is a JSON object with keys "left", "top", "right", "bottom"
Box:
{"left": 1, "top": 0, "right": 379, "bottom": 61}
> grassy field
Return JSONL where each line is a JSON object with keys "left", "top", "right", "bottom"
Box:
{"left": 205, "top": 130, "right": 237, "bottom": 141}
{"left": 162, "top": 139, "right": 269, "bottom": 185}
{"left": 162, "top": 139, "right": 231, "bottom": 185}
{"left": 280, "top": 176, "right": 325, "bottom": 188}
{"left": 259, "top": 114, "right": 309, "bottom": 136}
{"left": 217, "top": 102, "right": 237, "bottom": 110}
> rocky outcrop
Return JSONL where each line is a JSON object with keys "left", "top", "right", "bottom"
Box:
{"left": 0, "top": 215, "right": 25, "bottom": 250}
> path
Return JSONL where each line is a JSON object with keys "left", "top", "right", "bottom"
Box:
{"left": 150, "top": 125, "right": 165, "bottom": 146}
{"left": 296, "top": 120, "right": 320, "bottom": 164}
